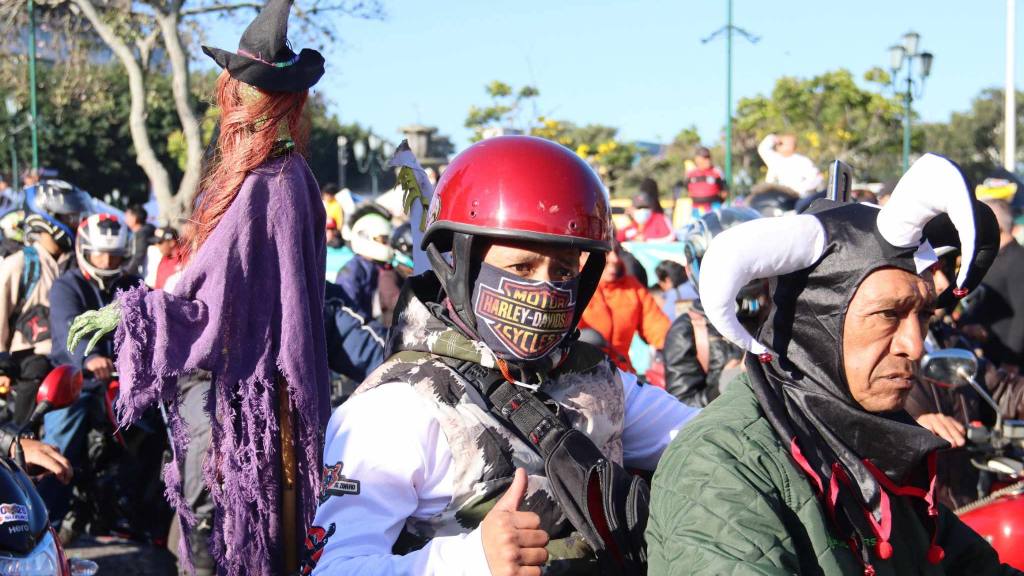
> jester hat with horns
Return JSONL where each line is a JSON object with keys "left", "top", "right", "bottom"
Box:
{"left": 698, "top": 154, "right": 1000, "bottom": 571}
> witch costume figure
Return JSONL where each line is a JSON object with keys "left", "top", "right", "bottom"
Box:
{"left": 67, "top": 1, "right": 329, "bottom": 574}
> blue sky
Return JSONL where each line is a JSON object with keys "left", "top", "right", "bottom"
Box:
{"left": 203, "top": 0, "right": 1021, "bottom": 151}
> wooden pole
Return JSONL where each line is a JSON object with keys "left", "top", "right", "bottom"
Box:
{"left": 279, "top": 380, "right": 298, "bottom": 573}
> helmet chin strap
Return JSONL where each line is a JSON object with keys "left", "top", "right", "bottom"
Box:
{"left": 573, "top": 251, "right": 605, "bottom": 329}
{"left": 425, "top": 232, "right": 477, "bottom": 331}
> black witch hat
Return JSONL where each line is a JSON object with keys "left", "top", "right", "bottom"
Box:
{"left": 202, "top": 0, "right": 324, "bottom": 93}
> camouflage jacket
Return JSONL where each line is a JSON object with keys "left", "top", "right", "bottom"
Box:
{"left": 305, "top": 278, "right": 697, "bottom": 576}
{"left": 355, "top": 290, "right": 626, "bottom": 569}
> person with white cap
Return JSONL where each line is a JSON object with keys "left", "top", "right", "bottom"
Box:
{"left": 646, "top": 154, "right": 1019, "bottom": 575}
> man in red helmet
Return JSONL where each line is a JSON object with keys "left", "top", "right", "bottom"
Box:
{"left": 302, "top": 136, "right": 698, "bottom": 576}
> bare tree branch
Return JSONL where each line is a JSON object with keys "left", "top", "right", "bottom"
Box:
{"left": 181, "top": 0, "right": 383, "bottom": 18}
{"left": 135, "top": 25, "right": 160, "bottom": 68}
{"left": 69, "top": 0, "right": 175, "bottom": 211}
{"left": 154, "top": 5, "right": 203, "bottom": 214}
{"left": 180, "top": 2, "right": 260, "bottom": 16}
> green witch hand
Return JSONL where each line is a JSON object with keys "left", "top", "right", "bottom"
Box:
{"left": 67, "top": 302, "right": 122, "bottom": 356}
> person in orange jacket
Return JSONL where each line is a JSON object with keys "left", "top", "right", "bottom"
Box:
{"left": 580, "top": 243, "right": 671, "bottom": 372}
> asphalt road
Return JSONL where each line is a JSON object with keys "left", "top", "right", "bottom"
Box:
{"left": 66, "top": 536, "right": 178, "bottom": 576}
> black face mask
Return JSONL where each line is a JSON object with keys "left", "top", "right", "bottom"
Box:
{"left": 471, "top": 262, "right": 578, "bottom": 362}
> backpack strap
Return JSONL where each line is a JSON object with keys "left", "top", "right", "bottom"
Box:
{"left": 687, "top": 308, "right": 710, "bottom": 374}
{"left": 435, "top": 356, "right": 571, "bottom": 456}
{"left": 10, "top": 246, "right": 42, "bottom": 332}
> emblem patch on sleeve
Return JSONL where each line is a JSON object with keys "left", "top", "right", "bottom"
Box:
{"left": 320, "top": 461, "right": 361, "bottom": 504}
{"left": 299, "top": 522, "right": 336, "bottom": 575}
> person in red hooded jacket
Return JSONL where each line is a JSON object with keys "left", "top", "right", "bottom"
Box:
{"left": 580, "top": 243, "right": 671, "bottom": 372}
{"left": 617, "top": 179, "right": 675, "bottom": 243}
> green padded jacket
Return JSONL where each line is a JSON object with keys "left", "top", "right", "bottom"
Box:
{"left": 647, "top": 375, "right": 1021, "bottom": 576}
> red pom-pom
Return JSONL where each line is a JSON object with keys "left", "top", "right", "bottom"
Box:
{"left": 927, "top": 545, "right": 945, "bottom": 564}
{"left": 875, "top": 540, "right": 893, "bottom": 560}
{"left": 758, "top": 352, "right": 773, "bottom": 364}
{"left": 952, "top": 287, "right": 969, "bottom": 299}
{"left": 863, "top": 565, "right": 876, "bottom": 576}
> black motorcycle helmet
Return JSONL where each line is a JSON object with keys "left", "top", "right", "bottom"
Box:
{"left": 683, "top": 207, "right": 765, "bottom": 317}
{"left": 390, "top": 221, "right": 414, "bottom": 269}
{"left": 746, "top": 186, "right": 798, "bottom": 218}
{"left": 24, "top": 179, "right": 90, "bottom": 252}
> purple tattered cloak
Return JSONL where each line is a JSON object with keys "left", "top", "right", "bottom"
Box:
{"left": 113, "top": 153, "right": 329, "bottom": 575}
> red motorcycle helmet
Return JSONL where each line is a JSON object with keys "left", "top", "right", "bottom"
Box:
{"left": 422, "top": 135, "right": 613, "bottom": 333}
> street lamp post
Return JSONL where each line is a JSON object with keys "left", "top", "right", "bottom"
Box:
{"left": 887, "top": 32, "right": 933, "bottom": 172}
{"left": 4, "top": 97, "right": 34, "bottom": 193}
{"left": 351, "top": 131, "right": 393, "bottom": 196}
{"left": 27, "top": 0, "right": 39, "bottom": 171}
{"left": 702, "top": 0, "right": 759, "bottom": 192}
{"left": 4, "top": 98, "right": 18, "bottom": 192}
{"left": 1005, "top": 0, "right": 1017, "bottom": 172}
{"left": 336, "top": 135, "right": 349, "bottom": 190}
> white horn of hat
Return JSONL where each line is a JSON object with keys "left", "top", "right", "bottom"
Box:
{"left": 876, "top": 153, "right": 976, "bottom": 291}
{"left": 699, "top": 214, "right": 827, "bottom": 359}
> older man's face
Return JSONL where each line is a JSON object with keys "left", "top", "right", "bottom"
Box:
{"left": 842, "top": 267, "right": 935, "bottom": 412}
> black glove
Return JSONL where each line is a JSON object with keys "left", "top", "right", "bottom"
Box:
{"left": 0, "top": 422, "right": 18, "bottom": 459}
{"left": 0, "top": 352, "right": 15, "bottom": 379}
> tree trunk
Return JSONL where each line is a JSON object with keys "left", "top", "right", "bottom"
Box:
{"left": 71, "top": 0, "right": 174, "bottom": 214}
{"left": 155, "top": 5, "right": 202, "bottom": 222}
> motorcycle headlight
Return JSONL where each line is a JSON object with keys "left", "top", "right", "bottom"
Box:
{"left": 0, "top": 529, "right": 61, "bottom": 576}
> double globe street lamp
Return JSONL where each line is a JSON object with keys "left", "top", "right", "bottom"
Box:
{"left": 888, "top": 31, "right": 934, "bottom": 172}
{"left": 3, "top": 97, "right": 36, "bottom": 192}
{"left": 337, "top": 131, "right": 394, "bottom": 197}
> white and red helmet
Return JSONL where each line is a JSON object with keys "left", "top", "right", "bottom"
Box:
{"left": 76, "top": 213, "right": 130, "bottom": 290}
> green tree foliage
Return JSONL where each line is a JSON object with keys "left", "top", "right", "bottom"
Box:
{"left": 530, "top": 117, "right": 636, "bottom": 187}
{"left": 0, "top": 63, "right": 185, "bottom": 204}
{"left": 0, "top": 61, "right": 367, "bottom": 206}
{"left": 304, "top": 94, "right": 371, "bottom": 186}
{"left": 617, "top": 126, "right": 706, "bottom": 200}
{"left": 465, "top": 80, "right": 638, "bottom": 190}
{"left": 920, "top": 88, "right": 1024, "bottom": 184}
{"left": 731, "top": 68, "right": 907, "bottom": 185}
{"left": 465, "top": 80, "right": 540, "bottom": 141}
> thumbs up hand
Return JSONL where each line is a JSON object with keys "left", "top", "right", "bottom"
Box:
{"left": 481, "top": 468, "right": 550, "bottom": 576}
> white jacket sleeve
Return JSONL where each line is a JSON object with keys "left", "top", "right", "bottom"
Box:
{"left": 757, "top": 134, "right": 781, "bottom": 165}
{"left": 619, "top": 370, "right": 700, "bottom": 470}
{"left": 757, "top": 135, "right": 785, "bottom": 185}
{"left": 308, "top": 383, "right": 491, "bottom": 576}
{"left": 793, "top": 155, "right": 824, "bottom": 196}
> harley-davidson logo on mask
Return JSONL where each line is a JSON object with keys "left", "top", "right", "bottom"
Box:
{"left": 473, "top": 266, "right": 577, "bottom": 360}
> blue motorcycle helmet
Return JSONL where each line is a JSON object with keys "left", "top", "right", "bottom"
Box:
{"left": 23, "top": 179, "right": 91, "bottom": 252}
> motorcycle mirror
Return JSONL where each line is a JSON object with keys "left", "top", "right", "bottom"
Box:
{"left": 920, "top": 349, "right": 979, "bottom": 389}
{"left": 70, "top": 558, "right": 99, "bottom": 576}
{"left": 923, "top": 349, "right": 1008, "bottom": 433}
{"left": 982, "top": 457, "right": 1024, "bottom": 477}
{"left": 13, "top": 365, "right": 84, "bottom": 470}
{"left": 35, "top": 364, "right": 83, "bottom": 411}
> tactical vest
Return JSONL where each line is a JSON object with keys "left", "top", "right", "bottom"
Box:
{"left": 354, "top": 344, "right": 625, "bottom": 573}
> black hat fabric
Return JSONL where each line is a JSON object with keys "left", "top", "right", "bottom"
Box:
{"left": 202, "top": 0, "right": 325, "bottom": 93}
{"left": 151, "top": 227, "right": 179, "bottom": 244}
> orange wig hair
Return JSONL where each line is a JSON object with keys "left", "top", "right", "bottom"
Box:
{"left": 183, "top": 71, "right": 310, "bottom": 258}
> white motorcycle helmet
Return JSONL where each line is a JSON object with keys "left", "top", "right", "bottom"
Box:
{"left": 348, "top": 203, "right": 394, "bottom": 264}
{"left": 76, "top": 213, "right": 130, "bottom": 290}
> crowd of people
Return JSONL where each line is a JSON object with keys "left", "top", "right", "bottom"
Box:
{"left": 0, "top": 1, "right": 1022, "bottom": 575}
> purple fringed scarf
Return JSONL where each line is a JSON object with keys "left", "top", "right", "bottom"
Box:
{"left": 113, "top": 153, "right": 329, "bottom": 575}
